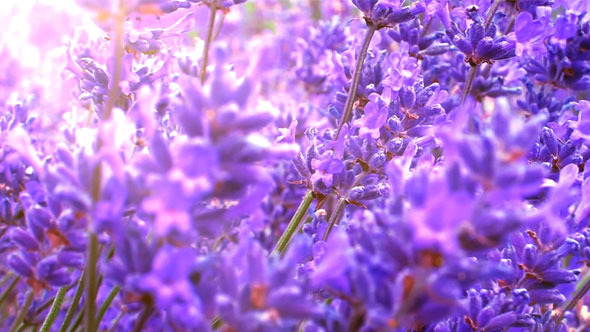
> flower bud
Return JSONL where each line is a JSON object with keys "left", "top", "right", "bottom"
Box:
{"left": 400, "top": 87, "right": 416, "bottom": 109}
{"left": 369, "top": 152, "right": 387, "bottom": 169}
{"left": 9, "top": 228, "right": 39, "bottom": 251}
{"left": 387, "top": 138, "right": 405, "bottom": 154}
{"left": 58, "top": 250, "right": 85, "bottom": 268}
{"left": 512, "top": 288, "right": 530, "bottom": 306}
{"left": 476, "top": 306, "right": 494, "bottom": 327}
{"left": 292, "top": 153, "right": 312, "bottom": 179}
{"left": 528, "top": 288, "right": 566, "bottom": 304}
{"left": 481, "top": 312, "right": 517, "bottom": 331}
{"left": 346, "top": 137, "right": 364, "bottom": 159}
{"left": 541, "top": 269, "right": 578, "bottom": 284}
{"left": 523, "top": 244, "right": 537, "bottom": 267}
{"left": 8, "top": 254, "right": 34, "bottom": 278}
{"left": 27, "top": 206, "right": 56, "bottom": 229}
{"left": 541, "top": 128, "right": 559, "bottom": 155}
{"left": 349, "top": 183, "right": 390, "bottom": 201}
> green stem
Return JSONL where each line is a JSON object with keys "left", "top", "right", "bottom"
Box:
{"left": 213, "top": 12, "right": 226, "bottom": 41}
{"left": 504, "top": 13, "right": 515, "bottom": 34}
{"left": 132, "top": 302, "right": 153, "bottom": 332}
{"left": 10, "top": 291, "right": 34, "bottom": 332}
{"left": 0, "top": 272, "right": 14, "bottom": 287}
{"left": 323, "top": 198, "right": 347, "bottom": 241}
{"left": 460, "top": 65, "right": 478, "bottom": 104}
{"left": 58, "top": 273, "right": 86, "bottom": 332}
{"left": 108, "top": 311, "right": 125, "bottom": 332}
{"left": 211, "top": 316, "right": 223, "bottom": 330}
{"left": 201, "top": 0, "right": 218, "bottom": 83}
{"left": 103, "top": 12, "right": 125, "bottom": 120}
{"left": 309, "top": 0, "right": 321, "bottom": 21}
{"left": 67, "top": 309, "right": 84, "bottom": 332}
{"left": 335, "top": 24, "right": 377, "bottom": 140}
{"left": 483, "top": 0, "right": 502, "bottom": 31}
{"left": 35, "top": 281, "right": 77, "bottom": 316}
{"left": 0, "top": 276, "right": 20, "bottom": 307}
{"left": 270, "top": 191, "right": 315, "bottom": 257}
{"left": 85, "top": 233, "right": 99, "bottom": 332}
{"left": 323, "top": 172, "right": 367, "bottom": 241}
{"left": 39, "top": 287, "right": 68, "bottom": 332}
{"left": 556, "top": 271, "right": 590, "bottom": 323}
{"left": 14, "top": 323, "right": 27, "bottom": 332}
{"left": 95, "top": 286, "right": 120, "bottom": 328}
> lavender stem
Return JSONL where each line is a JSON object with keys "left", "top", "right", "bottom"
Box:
{"left": 132, "top": 301, "right": 153, "bottom": 332}
{"left": 324, "top": 172, "right": 367, "bottom": 240}
{"left": 0, "top": 276, "right": 20, "bottom": 307}
{"left": 85, "top": 233, "right": 99, "bottom": 332}
{"left": 323, "top": 198, "right": 346, "bottom": 241}
{"left": 108, "top": 311, "right": 125, "bottom": 332}
{"left": 67, "top": 309, "right": 84, "bottom": 332}
{"left": 556, "top": 272, "right": 590, "bottom": 323}
{"left": 335, "top": 24, "right": 377, "bottom": 140}
{"left": 483, "top": 0, "right": 502, "bottom": 31}
{"left": 213, "top": 11, "right": 226, "bottom": 41}
{"left": 39, "top": 287, "right": 67, "bottom": 332}
{"left": 95, "top": 286, "right": 121, "bottom": 328}
{"left": 58, "top": 273, "right": 86, "bottom": 332}
{"left": 9, "top": 291, "right": 34, "bottom": 332}
{"left": 103, "top": 12, "right": 125, "bottom": 120}
{"left": 201, "top": 0, "right": 218, "bottom": 83}
{"left": 271, "top": 190, "right": 315, "bottom": 257}
{"left": 310, "top": 0, "right": 322, "bottom": 21}
{"left": 460, "top": 65, "right": 478, "bottom": 104}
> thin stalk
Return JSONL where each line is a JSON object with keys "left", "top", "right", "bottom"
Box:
{"left": 335, "top": 24, "right": 377, "bottom": 140}
{"left": 211, "top": 316, "right": 223, "bottom": 330}
{"left": 58, "top": 273, "right": 86, "bottom": 332}
{"left": 271, "top": 191, "right": 315, "bottom": 256}
{"left": 323, "top": 172, "right": 367, "bottom": 241}
{"left": 85, "top": 233, "right": 99, "bottom": 332}
{"left": 323, "top": 198, "right": 346, "bottom": 241}
{"left": 483, "top": 0, "right": 502, "bottom": 31}
{"left": 309, "top": 0, "right": 322, "bottom": 21}
{"left": 0, "top": 272, "right": 14, "bottom": 287}
{"left": 35, "top": 297, "right": 57, "bottom": 316}
{"left": 504, "top": 14, "right": 515, "bottom": 34}
{"left": 132, "top": 302, "right": 153, "bottom": 332}
{"left": 35, "top": 280, "right": 78, "bottom": 316}
{"left": 103, "top": 12, "right": 125, "bottom": 120}
{"left": 67, "top": 309, "right": 84, "bottom": 332}
{"left": 556, "top": 272, "right": 590, "bottom": 323}
{"left": 10, "top": 291, "right": 34, "bottom": 332}
{"left": 201, "top": 0, "right": 218, "bottom": 83}
{"left": 14, "top": 323, "right": 27, "bottom": 332}
{"left": 39, "top": 287, "right": 68, "bottom": 332}
{"left": 420, "top": 18, "right": 432, "bottom": 38}
{"left": 95, "top": 286, "right": 121, "bottom": 328}
{"left": 0, "top": 276, "right": 20, "bottom": 306}
{"left": 108, "top": 311, "right": 125, "bottom": 332}
{"left": 299, "top": 195, "right": 328, "bottom": 232}
{"left": 460, "top": 65, "right": 478, "bottom": 104}
{"left": 213, "top": 12, "right": 226, "bottom": 41}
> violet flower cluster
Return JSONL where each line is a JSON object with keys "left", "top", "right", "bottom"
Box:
{"left": 1, "top": 0, "right": 590, "bottom": 331}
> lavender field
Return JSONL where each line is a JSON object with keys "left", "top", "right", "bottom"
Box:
{"left": 1, "top": 0, "right": 590, "bottom": 331}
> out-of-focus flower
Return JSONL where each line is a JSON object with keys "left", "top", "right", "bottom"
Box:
{"left": 352, "top": 0, "right": 425, "bottom": 29}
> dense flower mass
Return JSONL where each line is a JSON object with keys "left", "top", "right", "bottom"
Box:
{"left": 1, "top": 0, "right": 590, "bottom": 331}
